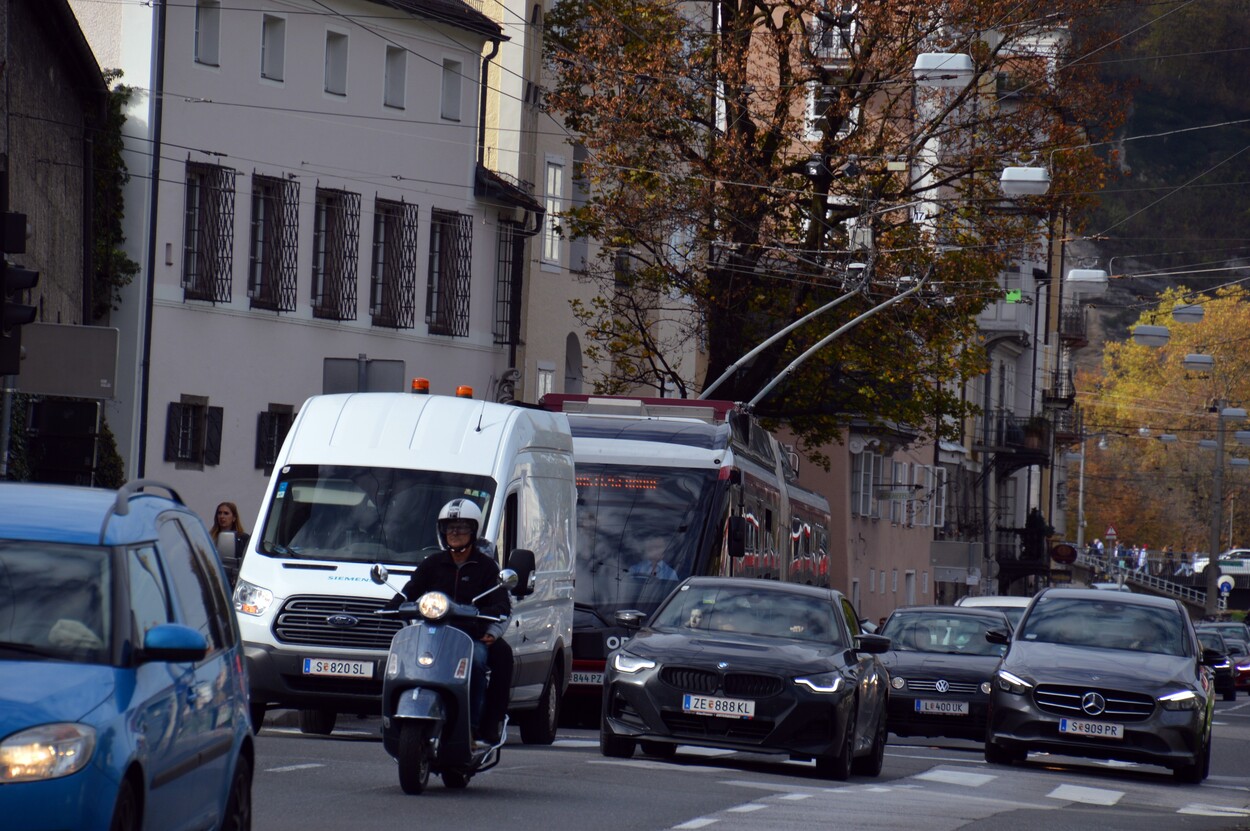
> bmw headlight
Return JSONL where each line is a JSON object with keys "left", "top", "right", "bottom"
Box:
{"left": 417, "top": 592, "right": 451, "bottom": 620}
{"left": 1159, "top": 689, "right": 1200, "bottom": 711}
{"left": 233, "top": 580, "right": 274, "bottom": 617}
{"left": 612, "top": 652, "right": 656, "bottom": 673}
{"left": 795, "top": 671, "right": 845, "bottom": 694}
{"left": 890, "top": 676, "right": 906, "bottom": 690}
{"left": 994, "top": 669, "right": 1033, "bottom": 695}
{"left": 0, "top": 724, "right": 96, "bottom": 782}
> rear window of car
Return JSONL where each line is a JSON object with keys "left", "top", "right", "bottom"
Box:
{"left": 652, "top": 584, "right": 845, "bottom": 646}
{"left": 1019, "top": 596, "right": 1188, "bottom": 656}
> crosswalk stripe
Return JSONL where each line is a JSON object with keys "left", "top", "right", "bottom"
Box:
{"left": 1047, "top": 784, "right": 1123, "bottom": 806}
{"left": 1178, "top": 804, "right": 1250, "bottom": 817}
{"left": 914, "top": 768, "right": 996, "bottom": 787}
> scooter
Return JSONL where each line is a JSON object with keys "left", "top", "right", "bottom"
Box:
{"left": 370, "top": 564, "right": 519, "bottom": 794}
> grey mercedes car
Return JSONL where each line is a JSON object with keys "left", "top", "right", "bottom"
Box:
{"left": 984, "top": 588, "right": 1219, "bottom": 783}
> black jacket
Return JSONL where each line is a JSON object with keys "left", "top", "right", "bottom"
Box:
{"left": 387, "top": 543, "right": 511, "bottom": 641}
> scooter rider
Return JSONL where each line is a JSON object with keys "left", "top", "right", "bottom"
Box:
{"left": 386, "top": 498, "right": 514, "bottom": 745}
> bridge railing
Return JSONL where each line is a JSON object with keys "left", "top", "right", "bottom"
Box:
{"left": 1074, "top": 552, "right": 1207, "bottom": 607}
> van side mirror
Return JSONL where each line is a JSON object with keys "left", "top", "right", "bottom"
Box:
{"left": 506, "top": 549, "right": 537, "bottom": 598}
{"left": 727, "top": 516, "right": 746, "bottom": 559}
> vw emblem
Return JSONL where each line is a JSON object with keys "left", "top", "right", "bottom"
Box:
{"left": 717, "top": 661, "right": 729, "bottom": 670}
{"left": 935, "top": 679, "right": 949, "bottom": 693}
{"left": 1081, "top": 691, "right": 1106, "bottom": 716}
{"left": 328, "top": 614, "right": 359, "bottom": 628}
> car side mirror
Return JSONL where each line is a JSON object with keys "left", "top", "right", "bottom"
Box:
{"left": 1201, "top": 646, "right": 1227, "bottom": 666}
{"left": 855, "top": 633, "right": 891, "bottom": 654}
{"left": 142, "top": 623, "right": 208, "bottom": 664}
{"left": 986, "top": 628, "right": 1011, "bottom": 645}
{"left": 506, "top": 549, "right": 536, "bottom": 598}
{"left": 615, "top": 609, "right": 646, "bottom": 631}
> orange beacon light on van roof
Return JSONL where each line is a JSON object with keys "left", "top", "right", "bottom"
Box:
{"left": 455, "top": 385, "right": 474, "bottom": 398}
{"left": 411, "top": 378, "right": 430, "bottom": 394}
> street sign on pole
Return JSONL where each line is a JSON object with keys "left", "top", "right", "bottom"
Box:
{"left": 1217, "top": 575, "right": 1235, "bottom": 595}
{"left": 1105, "top": 525, "right": 1117, "bottom": 540}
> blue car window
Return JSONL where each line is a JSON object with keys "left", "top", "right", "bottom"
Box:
{"left": 0, "top": 541, "right": 111, "bottom": 663}
{"left": 128, "top": 545, "right": 172, "bottom": 638}
{"left": 157, "top": 518, "right": 220, "bottom": 653}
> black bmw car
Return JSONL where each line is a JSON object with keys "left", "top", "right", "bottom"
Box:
{"left": 600, "top": 577, "right": 891, "bottom": 780}
{"left": 1195, "top": 630, "right": 1237, "bottom": 701}
{"left": 985, "top": 588, "right": 1219, "bottom": 783}
{"left": 879, "top": 606, "right": 1011, "bottom": 739}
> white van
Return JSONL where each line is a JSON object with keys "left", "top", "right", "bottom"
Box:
{"left": 233, "top": 391, "right": 575, "bottom": 744}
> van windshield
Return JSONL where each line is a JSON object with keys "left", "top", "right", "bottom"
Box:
{"left": 257, "top": 465, "right": 495, "bottom": 565}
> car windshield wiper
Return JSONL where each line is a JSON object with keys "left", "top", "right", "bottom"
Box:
{"left": 0, "top": 640, "right": 58, "bottom": 658}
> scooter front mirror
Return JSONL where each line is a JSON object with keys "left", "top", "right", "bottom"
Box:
{"left": 498, "top": 568, "right": 519, "bottom": 591}
{"left": 370, "top": 564, "right": 390, "bottom": 585}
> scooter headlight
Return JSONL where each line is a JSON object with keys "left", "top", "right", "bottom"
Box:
{"left": 417, "top": 592, "right": 451, "bottom": 620}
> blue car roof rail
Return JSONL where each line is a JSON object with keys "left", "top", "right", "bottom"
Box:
{"left": 98, "top": 478, "right": 186, "bottom": 544}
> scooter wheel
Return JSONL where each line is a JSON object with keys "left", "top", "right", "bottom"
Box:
{"left": 397, "top": 722, "right": 431, "bottom": 794}
{"left": 442, "top": 771, "right": 471, "bottom": 789}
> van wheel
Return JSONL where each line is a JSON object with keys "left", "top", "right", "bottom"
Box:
{"left": 299, "top": 709, "right": 337, "bottom": 735}
{"left": 518, "top": 669, "right": 561, "bottom": 745}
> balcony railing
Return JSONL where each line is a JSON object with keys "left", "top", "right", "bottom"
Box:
{"left": 1058, "top": 301, "right": 1088, "bottom": 346}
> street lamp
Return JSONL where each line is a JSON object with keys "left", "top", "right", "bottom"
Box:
{"left": 1203, "top": 405, "right": 1247, "bottom": 616}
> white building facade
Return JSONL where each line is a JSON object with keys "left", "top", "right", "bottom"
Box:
{"left": 71, "top": 0, "right": 535, "bottom": 524}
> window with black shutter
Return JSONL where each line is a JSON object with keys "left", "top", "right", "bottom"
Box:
{"left": 163, "top": 396, "right": 223, "bottom": 469}
{"left": 255, "top": 405, "right": 294, "bottom": 473}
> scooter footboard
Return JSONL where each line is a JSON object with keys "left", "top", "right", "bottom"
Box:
{"left": 395, "top": 687, "right": 446, "bottom": 721}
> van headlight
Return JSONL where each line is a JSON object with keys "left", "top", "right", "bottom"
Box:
{"left": 233, "top": 580, "right": 274, "bottom": 617}
{"left": 994, "top": 669, "right": 1033, "bottom": 695}
{"left": 1159, "top": 689, "right": 1200, "bottom": 711}
{"left": 0, "top": 724, "right": 96, "bottom": 782}
{"left": 612, "top": 652, "right": 656, "bottom": 673}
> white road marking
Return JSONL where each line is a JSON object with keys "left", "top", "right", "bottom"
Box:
{"left": 887, "top": 750, "right": 987, "bottom": 763}
{"left": 589, "top": 759, "right": 721, "bottom": 772}
{"left": 777, "top": 793, "right": 812, "bottom": 801}
{"left": 1047, "top": 784, "right": 1123, "bottom": 806}
{"left": 265, "top": 763, "right": 324, "bottom": 773}
{"left": 553, "top": 739, "right": 600, "bottom": 748}
{"left": 914, "top": 768, "right": 996, "bottom": 787}
{"left": 673, "top": 819, "right": 719, "bottom": 829}
{"left": 726, "top": 804, "right": 769, "bottom": 813}
{"left": 679, "top": 746, "right": 737, "bottom": 757}
{"left": 1178, "top": 804, "right": 1250, "bottom": 817}
{"left": 718, "top": 780, "right": 832, "bottom": 793}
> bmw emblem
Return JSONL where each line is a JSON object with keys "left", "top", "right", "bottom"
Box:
{"left": 328, "top": 614, "right": 360, "bottom": 628}
{"left": 935, "top": 679, "right": 949, "bottom": 693}
{"left": 1081, "top": 691, "right": 1106, "bottom": 716}
{"left": 717, "top": 661, "right": 729, "bottom": 670}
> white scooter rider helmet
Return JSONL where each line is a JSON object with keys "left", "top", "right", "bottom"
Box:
{"left": 437, "top": 498, "right": 484, "bottom": 552}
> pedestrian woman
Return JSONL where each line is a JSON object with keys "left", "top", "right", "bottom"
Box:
{"left": 211, "top": 501, "right": 249, "bottom": 585}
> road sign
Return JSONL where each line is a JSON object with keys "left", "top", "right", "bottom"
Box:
{"left": 1105, "top": 525, "right": 1117, "bottom": 540}
{"left": 1217, "top": 575, "right": 1235, "bottom": 594}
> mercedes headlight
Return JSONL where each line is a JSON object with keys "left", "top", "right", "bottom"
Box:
{"left": 612, "top": 652, "right": 656, "bottom": 673}
{"left": 795, "top": 671, "right": 845, "bottom": 694}
{"left": 0, "top": 724, "right": 96, "bottom": 782}
{"left": 233, "top": 580, "right": 274, "bottom": 617}
{"left": 1159, "top": 689, "right": 1200, "bottom": 711}
{"left": 994, "top": 669, "right": 1033, "bottom": 695}
{"left": 417, "top": 592, "right": 451, "bottom": 620}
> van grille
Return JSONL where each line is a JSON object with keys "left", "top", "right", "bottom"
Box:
{"left": 273, "top": 596, "right": 402, "bottom": 650}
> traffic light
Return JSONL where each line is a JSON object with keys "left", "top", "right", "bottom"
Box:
{"left": 0, "top": 211, "right": 37, "bottom": 376}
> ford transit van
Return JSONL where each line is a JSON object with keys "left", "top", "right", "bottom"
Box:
{"left": 233, "top": 391, "right": 575, "bottom": 744}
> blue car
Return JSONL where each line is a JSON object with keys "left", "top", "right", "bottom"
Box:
{"left": 0, "top": 480, "right": 253, "bottom": 830}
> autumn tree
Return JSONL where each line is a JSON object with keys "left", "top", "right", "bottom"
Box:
{"left": 1080, "top": 287, "right": 1250, "bottom": 552}
{"left": 544, "top": 0, "right": 1129, "bottom": 451}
